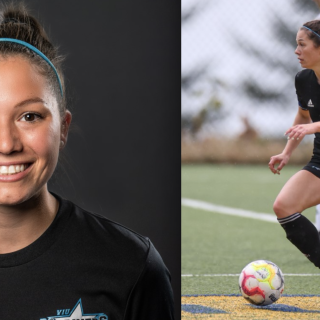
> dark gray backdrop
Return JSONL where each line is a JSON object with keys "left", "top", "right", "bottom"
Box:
{"left": 23, "top": 0, "right": 180, "bottom": 318}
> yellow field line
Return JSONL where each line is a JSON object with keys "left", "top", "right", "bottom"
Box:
{"left": 182, "top": 273, "right": 320, "bottom": 277}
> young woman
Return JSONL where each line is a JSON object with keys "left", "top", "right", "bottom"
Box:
{"left": 0, "top": 4, "right": 174, "bottom": 319}
{"left": 269, "top": 20, "right": 320, "bottom": 269}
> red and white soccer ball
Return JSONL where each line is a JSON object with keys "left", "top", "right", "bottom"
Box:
{"left": 239, "top": 260, "right": 285, "bottom": 306}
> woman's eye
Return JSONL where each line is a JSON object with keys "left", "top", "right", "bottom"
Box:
{"left": 21, "top": 113, "right": 41, "bottom": 122}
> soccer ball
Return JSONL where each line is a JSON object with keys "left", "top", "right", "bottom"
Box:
{"left": 239, "top": 260, "right": 284, "bottom": 306}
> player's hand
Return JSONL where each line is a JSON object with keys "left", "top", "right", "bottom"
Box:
{"left": 268, "top": 153, "right": 290, "bottom": 175}
{"left": 285, "top": 123, "right": 318, "bottom": 141}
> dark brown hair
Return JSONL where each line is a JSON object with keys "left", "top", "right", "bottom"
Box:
{"left": 302, "top": 20, "right": 320, "bottom": 48}
{"left": 0, "top": 2, "right": 66, "bottom": 115}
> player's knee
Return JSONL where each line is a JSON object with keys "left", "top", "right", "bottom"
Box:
{"left": 273, "top": 198, "right": 288, "bottom": 218}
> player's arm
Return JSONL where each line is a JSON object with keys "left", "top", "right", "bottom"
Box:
{"left": 268, "top": 107, "right": 312, "bottom": 174}
{"left": 285, "top": 107, "right": 319, "bottom": 142}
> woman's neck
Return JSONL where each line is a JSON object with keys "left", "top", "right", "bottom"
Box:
{"left": 0, "top": 190, "right": 58, "bottom": 254}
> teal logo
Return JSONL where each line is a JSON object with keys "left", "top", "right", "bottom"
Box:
{"left": 40, "top": 299, "right": 108, "bottom": 320}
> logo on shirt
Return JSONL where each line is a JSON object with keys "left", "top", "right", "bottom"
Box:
{"left": 308, "top": 99, "right": 314, "bottom": 107}
{"left": 40, "top": 299, "right": 108, "bottom": 320}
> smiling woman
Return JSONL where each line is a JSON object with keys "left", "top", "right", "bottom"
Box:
{"left": 0, "top": 58, "right": 67, "bottom": 206}
{"left": 0, "top": 3, "right": 174, "bottom": 319}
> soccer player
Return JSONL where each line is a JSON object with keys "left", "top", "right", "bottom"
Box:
{"left": 269, "top": 19, "right": 320, "bottom": 268}
{"left": 0, "top": 3, "right": 174, "bottom": 318}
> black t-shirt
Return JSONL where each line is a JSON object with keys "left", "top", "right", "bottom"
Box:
{"left": 0, "top": 193, "right": 174, "bottom": 319}
{"left": 295, "top": 69, "right": 320, "bottom": 160}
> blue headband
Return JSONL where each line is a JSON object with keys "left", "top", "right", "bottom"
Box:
{"left": 302, "top": 25, "right": 320, "bottom": 39}
{"left": 0, "top": 38, "right": 63, "bottom": 96}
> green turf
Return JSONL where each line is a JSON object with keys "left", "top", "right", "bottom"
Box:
{"left": 182, "top": 164, "right": 320, "bottom": 295}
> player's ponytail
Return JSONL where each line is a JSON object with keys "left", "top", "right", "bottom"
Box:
{"left": 0, "top": 3, "right": 66, "bottom": 114}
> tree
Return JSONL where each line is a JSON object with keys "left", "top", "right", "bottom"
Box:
{"left": 181, "top": 1, "right": 226, "bottom": 137}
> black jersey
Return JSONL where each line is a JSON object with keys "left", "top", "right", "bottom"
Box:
{"left": 0, "top": 193, "right": 174, "bottom": 319}
{"left": 295, "top": 69, "right": 320, "bottom": 158}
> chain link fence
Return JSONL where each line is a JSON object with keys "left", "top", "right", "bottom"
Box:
{"left": 182, "top": 0, "right": 320, "bottom": 163}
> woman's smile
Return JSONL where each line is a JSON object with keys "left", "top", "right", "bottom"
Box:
{"left": 0, "top": 163, "right": 30, "bottom": 175}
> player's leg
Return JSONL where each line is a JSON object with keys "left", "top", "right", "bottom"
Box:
{"left": 274, "top": 169, "right": 320, "bottom": 217}
{"left": 273, "top": 169, "right": 320, "bottom": 267}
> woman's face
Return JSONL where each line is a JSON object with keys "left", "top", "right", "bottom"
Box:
{"left": 295, "top": 29, "right": 320, "bottom": 69}
{"left": 0, "top": 56, "right": 70, "bottom": 206}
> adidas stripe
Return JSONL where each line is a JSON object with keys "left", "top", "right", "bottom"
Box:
{"left": 277, "top": 212, "right": 301, "bottom": 225}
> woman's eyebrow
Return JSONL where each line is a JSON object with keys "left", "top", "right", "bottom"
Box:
{"left": 14, "top": 97, "right": 46, "bottom": 108}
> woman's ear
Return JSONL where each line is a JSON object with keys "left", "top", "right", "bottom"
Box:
{"left": 60, "top": 110, "right": 72, "bottom": 149}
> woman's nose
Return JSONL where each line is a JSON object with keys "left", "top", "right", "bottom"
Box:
{"left": 0, "top": 123, "right": 22, "bottom": 155}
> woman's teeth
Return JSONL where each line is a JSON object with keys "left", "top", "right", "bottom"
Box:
{"left": 0, "top": 164, "right": 28, "bottom": 175}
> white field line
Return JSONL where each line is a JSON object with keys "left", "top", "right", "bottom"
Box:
{"left": 182, "top": 198, "right": 278, "bottom": 223}
{"left": 182, "top": 274, "right": 320, "bottom": 277}
{"left": 182, "top": 199, "right": 320, "bottom": 278}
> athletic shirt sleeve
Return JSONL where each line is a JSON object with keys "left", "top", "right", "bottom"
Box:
{"left": 123, "top": 239, "right": 174, "bottom": 319}
{"left": 295, "top": 71, "right": 308, "bottom": 110}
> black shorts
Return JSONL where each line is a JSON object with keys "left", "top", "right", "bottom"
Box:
{"left": 302, "top": 162, "right": 320, "bottom": 179}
